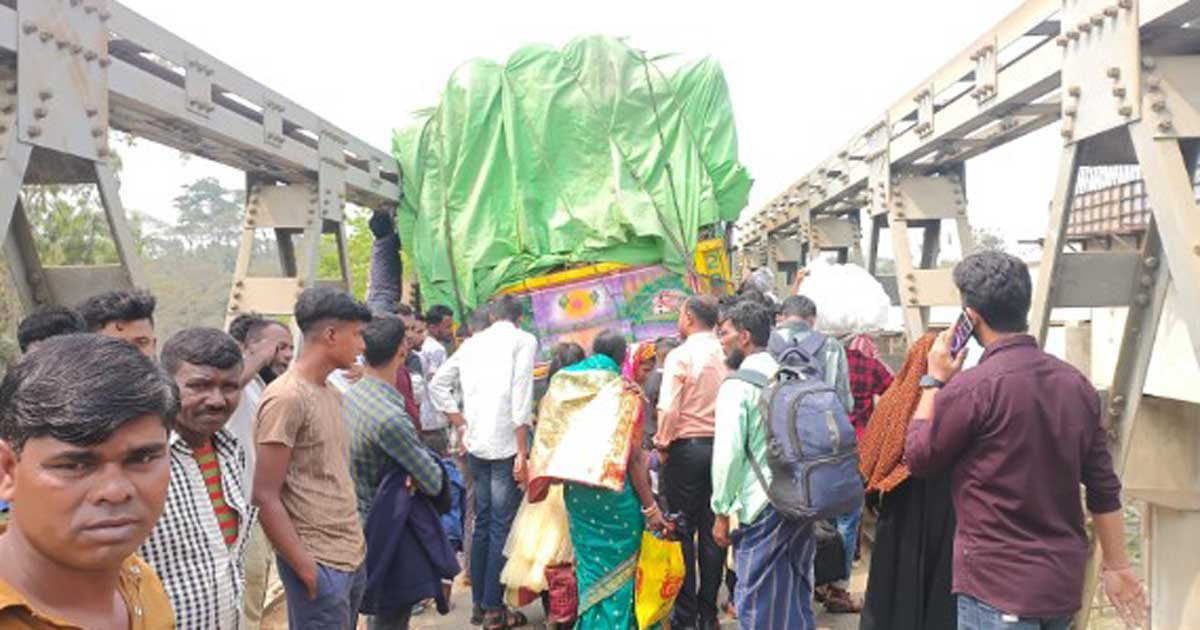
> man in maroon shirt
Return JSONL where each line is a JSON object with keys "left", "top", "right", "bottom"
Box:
{"left": 906, "top": 251, "right": 1146, "bottom": 629}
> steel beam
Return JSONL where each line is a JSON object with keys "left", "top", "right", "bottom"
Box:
{"left": 1030, "top": 144, "right": 1082, "bottom": 343}
{"left": 0, "top": 1, "right": 400, "bottom": 324}
{"left": 736, "top": 0, "right": 1200, "bottom": 249}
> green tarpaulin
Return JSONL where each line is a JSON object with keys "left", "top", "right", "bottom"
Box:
{"left": 393, "top": 35, "right": 753, "bottom": 313}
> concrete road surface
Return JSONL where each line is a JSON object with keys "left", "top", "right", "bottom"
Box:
{"left": 264, "top": 551, "right": 869, "bottom": 630}
{"left": 405, "top": 561, "right": 868, "bottom": 630}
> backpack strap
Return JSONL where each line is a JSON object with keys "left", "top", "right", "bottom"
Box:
{"left": 796, "top": 331, "right": 828, "bottom": 361}
{"left": 726, "top": 368, "right": 773, "bottom": 499}
{"left": 725, "top": 368, "right": 770, "bottom": 389}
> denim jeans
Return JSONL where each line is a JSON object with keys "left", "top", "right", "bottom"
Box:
{"left": 834, "top": 501, "right": 863, "bottom": 587}
{"left": 466, "top": 453, "right": 521, "bottom": 611}
{"left": 275, "top": 556, "right": 365, "bottom": 630}
{"left": 957, "top": 595, "right": 1071, "bottom": 630}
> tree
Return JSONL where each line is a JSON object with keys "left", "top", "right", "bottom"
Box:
{"left": 169, "top": 177, "right": 244, "bottom": 252}
{"left": 971, "top": 227, "right": 1007, "bottom": 253}
{"left": 319, "top": 207, "right": 372, "bottom": 299}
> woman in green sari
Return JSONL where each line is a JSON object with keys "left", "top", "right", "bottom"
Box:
{"left": 527, "top": 330, "right": 668, "bottom": 629}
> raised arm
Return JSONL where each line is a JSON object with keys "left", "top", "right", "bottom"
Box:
{"left": 366, "top": 212, "right": 404, "bottom": 315}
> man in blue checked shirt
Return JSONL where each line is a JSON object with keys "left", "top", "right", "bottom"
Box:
{"left": 345, "top": 316, "right": 444, "bottom": 527}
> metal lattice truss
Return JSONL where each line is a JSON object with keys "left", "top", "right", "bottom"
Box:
{"left": 737, "top": 1, "right": 1200, "bottom": 626}
{"left": 0, "top": 0, "right": 399, "bottom": 317}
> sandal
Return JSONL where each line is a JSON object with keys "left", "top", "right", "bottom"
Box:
{"left": 483, "top": 608, "right": 529, "bottom": 629}
{"left": 823, "top": 587, "right": 863, "bottom": 614}
{"left": 470, "top": 603, "right": 484, "bottom": 625}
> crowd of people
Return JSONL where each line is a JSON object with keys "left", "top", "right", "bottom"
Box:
{"left": 0, "top": 247, "right": 1151, "bottom": 630}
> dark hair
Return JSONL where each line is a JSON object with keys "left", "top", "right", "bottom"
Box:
{"left": 424, "top": 304, "right": 454, "bottom": 326}
{"left": 0, "top": 334, "right": 179, "bottom": 452}
{"left": 493, "top": 295, "right": 524, "bottom": 324}
{"left": 655, "top": 336, "right": 681, "bottom": 355}
{"left": 684, "top": 295, "right": 719, "bottom": 329}
{"left": 592, "top": 329, "right": 628, "bottom": 366}
{"left": 736, "top": 288, "right": 774, "bottom": 309}
{"left": 227, "top": 312, "right": 288, "bottom": 345}
{"left": 724, "top": 301, "right": 773, "bottom": 348}
{"left": 77, "top": 289, "right": 156, "bottom": 331}
{"left": 362, "top": 316, "right": 407, "bottom": 367}
{"left": 394, "top": 303, "right": 415, "bottom": 318}
{"left": 780, "top": 295, "right": 817, "bottom": 320}
{"left": 294, "top": 287, "right": 372, "bottom": 334}
{"left": 160, "top": 328, "right": 244, "bottom": 377}
{"left": 953, "top": 251, "right": 1032, "bottom": 333}
{"left": 16, "top": 306, "right": 86, "bottom": 352}
{"left": 547, "top": 342, "right": 586, "bottom": 380}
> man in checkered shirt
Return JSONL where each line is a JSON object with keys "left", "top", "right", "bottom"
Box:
{"left": 140, "top": 328, "right": 257, "bottom": 629}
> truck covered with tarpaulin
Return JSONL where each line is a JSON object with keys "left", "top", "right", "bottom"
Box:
{"left": 392, "top": 35, "right": 752, "bottom": 357}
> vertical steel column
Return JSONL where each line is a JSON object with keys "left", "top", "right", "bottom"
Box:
{"left": 1029, "top": 144, "right": 1082, "bottom": 344}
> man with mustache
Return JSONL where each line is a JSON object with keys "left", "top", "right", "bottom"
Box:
{"left": 0, "top": 333, "right": 178, "bottom": 629}
{"left": 140, "top": 328, "right": 256, "bottom": 629}
{"left": 227, "top": 314, "right": 294, "bottom": 630}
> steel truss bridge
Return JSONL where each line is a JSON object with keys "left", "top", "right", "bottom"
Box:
{"left": 735, "top": 1, "right": 1200, "bottom": 626}
{"left": 2, "top": 1, "right": 1200, "bottom": 626}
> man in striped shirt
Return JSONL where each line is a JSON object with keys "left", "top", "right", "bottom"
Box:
{"left": 141, "top": 328, "right": 256, "bottom": 630}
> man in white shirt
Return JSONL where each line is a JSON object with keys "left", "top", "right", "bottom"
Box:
{"left": 430, "top": 295, "right": 536, "bottom": 628}
{"left": 226, "top": 313, "right": 293, "bottom": 630}
{"left": 418, "top": 306, "right": 454, "bottom": 456}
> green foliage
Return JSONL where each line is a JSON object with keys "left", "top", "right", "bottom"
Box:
{"left": 170, "top": 176, "right": 244, "bottom": 249}
{"left": 23, "top": 184, "right": 121, "bottom": 265}
{"left": 318, "top": 207, "right": 372, "bottom": 299}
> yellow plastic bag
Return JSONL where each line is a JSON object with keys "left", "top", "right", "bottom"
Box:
{"left": 634, "top": 531, "right": 685, "bottom": 629}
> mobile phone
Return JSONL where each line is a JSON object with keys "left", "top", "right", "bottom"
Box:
{"left": 949, "top": 310, "right": 975, "bottom": 357}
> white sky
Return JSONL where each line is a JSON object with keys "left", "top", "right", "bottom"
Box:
{"left": 117, "top": 0, "right": 1062, "bottom": 244}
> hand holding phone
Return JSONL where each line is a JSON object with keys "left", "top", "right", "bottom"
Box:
{"left": 928, "top": 316, "right": 971, "bottom": 384}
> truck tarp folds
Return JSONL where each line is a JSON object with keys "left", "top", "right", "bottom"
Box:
{"left": 393, "top": 35, "right": 753, "bottom": 314}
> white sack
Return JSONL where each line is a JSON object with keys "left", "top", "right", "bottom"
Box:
{"left": 796, "top": 258, "right": 891, "bottom": 336}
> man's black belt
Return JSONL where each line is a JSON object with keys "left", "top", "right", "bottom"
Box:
{"left": 670, "top": 436, "right": 714, "bottom": 448}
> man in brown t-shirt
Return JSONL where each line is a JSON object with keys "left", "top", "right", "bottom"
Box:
{"left": 253, "top": 288, "right": 371, "bottom": 630}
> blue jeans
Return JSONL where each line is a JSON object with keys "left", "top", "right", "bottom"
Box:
{"left": 835, "top": 501, "right": 863, "bottom": 585}
{"left": 957, "top": 595, "right": 1071, "bottom": 630}
{"left": 276, "top": 556, "right": 365, "bottom": 630}
{"left": 466, "top": 453, "right": 521, "bottom": 611}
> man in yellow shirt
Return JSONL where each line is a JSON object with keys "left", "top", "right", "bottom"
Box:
{"left": 0, "top": 334, "right": 177, "bottom": 629}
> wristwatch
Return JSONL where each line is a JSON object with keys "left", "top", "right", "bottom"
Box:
{"left": 919, "top": 374, "right": 945, "bottom": 390}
